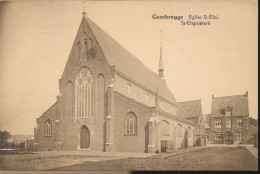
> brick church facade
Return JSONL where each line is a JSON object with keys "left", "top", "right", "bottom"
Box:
{"left": 34, "top": 14, "right": 201, "bottom": 153}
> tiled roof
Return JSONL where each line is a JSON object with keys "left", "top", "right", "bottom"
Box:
{"left": 211, "top": 93, "right": 249, "bottom": 117}
{"left": 176, "top": 99, "right": 202, "bottom": 118}
{"left": 85, "top": 17, "right": 177, "bottom": 105}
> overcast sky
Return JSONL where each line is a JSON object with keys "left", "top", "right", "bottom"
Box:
{"left": 0, "top": 0, "right": 258, "bottom": 135}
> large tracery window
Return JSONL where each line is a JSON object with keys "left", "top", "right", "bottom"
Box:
{"left": 45, "top": 120, "right": 52, "bottom": 137}
{"left": 125, "top": 113, "right": 137, "bottom": 135}
{"left": 75, "top": 67, "right": 93, "bottom": 118}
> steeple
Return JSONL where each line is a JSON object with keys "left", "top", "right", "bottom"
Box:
{"left": 82, "top": 1, "right": 87, "bottom": 17}
{"left": 158, "top": 31, "right": 164, "bottom": 80}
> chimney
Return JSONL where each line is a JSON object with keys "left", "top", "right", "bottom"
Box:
{"left": 245, "top": 91, "right": 248, "bottom": 97}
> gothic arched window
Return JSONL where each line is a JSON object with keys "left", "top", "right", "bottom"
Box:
{"left": 82, "top": 32, "right": 87, "bottom": 55}
{"left": 45, "top": 120, "right": 52, "bottom": 137}
{"left": 125, "top": 113, "right": 137, "bottom": 135}
{"left": 160, "top": 120, "right": 170, "bottom": 136}
{"left": 87, "top": 38, "right": 93, "bottom": 50}
{"left": 75, "top": 67, "right": 93, "bottom": 118}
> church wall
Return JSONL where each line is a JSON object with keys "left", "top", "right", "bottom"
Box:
{"left": 56, "top": 17, "right": 114, "bottom": 151}
{"left": 114, "top": 74, "right": 177, "bottom": 116}
{"left": 114, "top": 74, "right": 156, "bottom": 107}
{"left": 34, "top": 16, "right": 186, "bottom": 153}
{"left": 113, "top": 92, "right": 152, "bottom": 153}
{"left": 36, "top": 103, "right": 57, "bottom": 151}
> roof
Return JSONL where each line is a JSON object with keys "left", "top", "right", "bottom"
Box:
{"left": 211, "top": 93, "right": 249, "bottom": 117}
{"left": 176, "top": 99, "right": 202, "bottom": 118}
{"left": 84, "top": 16, "right": 177, "bottom": 105}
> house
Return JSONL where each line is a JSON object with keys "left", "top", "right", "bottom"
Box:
{"left": 208, "top": 92, "right": 249, "bottom": 144}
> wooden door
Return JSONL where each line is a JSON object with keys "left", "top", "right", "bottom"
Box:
{"left": 225, "top": 131, "right": 233, "bottom": 144}
{"left": 80, "top": 126, "right": 90, "bottom": 148}
{"left": 161, "top": 140, "right": 167, "bottom": 152}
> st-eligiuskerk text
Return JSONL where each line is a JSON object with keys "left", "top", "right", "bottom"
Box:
{"left": 152, "top": 14, "right": 218, "bottom": 26}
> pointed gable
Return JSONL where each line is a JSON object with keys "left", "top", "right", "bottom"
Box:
{"left": 84, "top": 16, "right": 177, "bottom": 105}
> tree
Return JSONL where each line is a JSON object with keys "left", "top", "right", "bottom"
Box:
{"left": 0, "top": 130, "right": 12, "bottom": 144}
{"left": 249, "top": 117, "right": 258, "bottom": 127}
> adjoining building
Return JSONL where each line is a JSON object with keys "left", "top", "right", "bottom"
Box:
{"left": 177, "top": 99, "right": 207, "bottom": 146}
{"left": 207, "top": 92, "right": 249, "bottom": 144}
{"left": 33, "top": 13, "right": 200, "bottom": 153}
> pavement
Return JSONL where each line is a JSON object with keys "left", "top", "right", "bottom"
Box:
{"left": 206, "top": 143, "right": 258, "bottom": 160}
{"left": 34, "top": 144, "right": 258, "bottom": 160}
{"left": 244, "top": 146, "right": 258, "bottom": 160}
{"left": 34, "top": 149, "right": 154, "bottom": 159}
{"left": 1, "top": 145, "right": 257, "bottom": 171}
{"left": 149, "top": 146, "right": 207, "bottom": 159}
{"left": 51, "top": 146, "right": 258, "bottom": 171}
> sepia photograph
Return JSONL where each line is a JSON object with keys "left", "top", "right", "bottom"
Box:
{"left": 0, "top": 0, "right": 258, "bottom": 171}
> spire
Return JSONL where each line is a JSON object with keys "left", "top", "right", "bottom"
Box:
{"left": 158, "top": 30, "right": 164, "bottom": 80}
{"left": 82, "top": 1, "right": 87, "bottom": 17}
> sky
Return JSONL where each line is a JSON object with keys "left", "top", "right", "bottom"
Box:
{"left": 0, "top": 0, "right": 258, "bottom": 135}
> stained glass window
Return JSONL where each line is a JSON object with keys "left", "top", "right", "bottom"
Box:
{"left": 45, "top": 120, "right": 52, "bottom": 137}
{"left": 75, "top": 67, "right": 93, "bottom": 118}
{"left": 125, "top": 113, "right": 137, "bottom": 135}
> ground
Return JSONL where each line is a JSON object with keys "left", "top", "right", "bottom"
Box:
{"left": 0, "top": 147, "right": 258, "bottom": 171}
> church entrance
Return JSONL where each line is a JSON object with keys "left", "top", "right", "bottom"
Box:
{"left": 225, "top": 131, "right": 233, "bottom": 144}
{"left": 80, "top": 125, "right": 90, "bottom": 149}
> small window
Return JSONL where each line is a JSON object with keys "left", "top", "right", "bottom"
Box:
{"left": 125, "top": 113, "right": 137, "bottom": 135}
{"left": 215, "top": 134, "right": 222, "bottom": 141}
{"left": 237, "top": 119, "right": 243, "bottom": 128}
{"left": 82, "top": 32, "right": 87, "bottom": 55}
{"left": 127, "top": 84, "right": 131, "bottom": 96}
{"left": 226, "top": 120, "right": 231, "bottom": 128}
{"left": 237, "top": 132, "right": 242, "bottom": 141}
{"left": 145, "top": 93, "right": 149, "bottom": 105}
{"left": 225, "top": 111, "right": 231, "bottom": 117}
{"left": 87, "top": 38, "right": 93, "bottom": 50}
{"left": 215, "top": 119, "right": 222, "bottom": 128}
{"left": 45, "top": 120, "right": 52, "bottom": 137}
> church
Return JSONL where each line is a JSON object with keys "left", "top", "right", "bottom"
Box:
{"left": 33, "top": 13, "right": 201, "bottom": 153}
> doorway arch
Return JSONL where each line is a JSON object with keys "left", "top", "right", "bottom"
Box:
{"left": 225, "top": 131, "right": 233, "bottom": 144}
{"left": 80, "top": 125, "right": 90, "bottom": 148}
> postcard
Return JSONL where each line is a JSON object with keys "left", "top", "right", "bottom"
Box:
{"left": 0, "top": 0, "right": 258, "bottom": 171}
